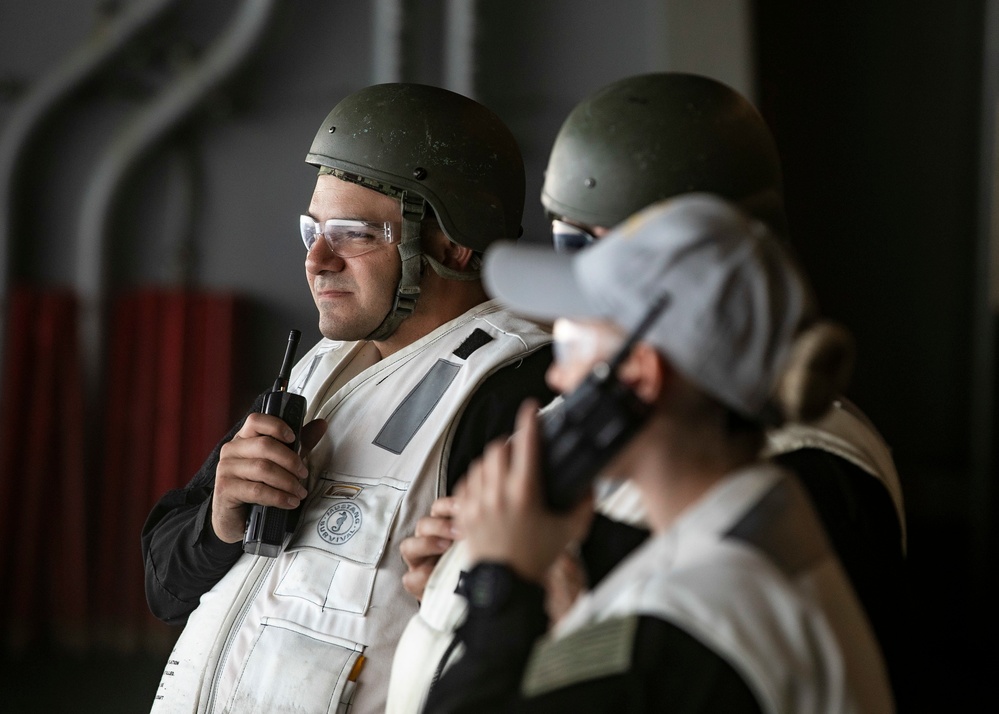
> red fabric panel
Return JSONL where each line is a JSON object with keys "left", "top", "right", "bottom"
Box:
{"left": 93, "top": 294, "right": 136, "bottom": 644}
{"left": 8, "top": 291, "right": 61, "bottom": 648}
{"left": 190, "top": 293, "right": 236, "bottom": 479}
{"left": 153, "top": 291, "right": 188, "bottom": 506}
{"left": 89, "top": 289, "right": 238, "bottom": 651}
{"left": 120, "top": 291, "right": 160, "bottom": 647}
{"left": 49, "top": 292, "right": 88, "bottom": 650}
{"left": 0, "top": 287, "right": 243, "bottom": 652}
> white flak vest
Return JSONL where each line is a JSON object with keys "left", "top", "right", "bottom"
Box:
{"left": 386, "top": 398, "right": 904, "bottom": 713}
{"left": 530, "top": 465, "right": 894, "bottom": 713}
{"left": 150, "top": 300, "right": 551, "bottom": 714}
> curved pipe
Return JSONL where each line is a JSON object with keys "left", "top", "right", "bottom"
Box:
{"left": 0, "top": 0, "right": 181, "bottom": 394}
{"left": 74, "top": 0, "right": 280, "bottom": 401}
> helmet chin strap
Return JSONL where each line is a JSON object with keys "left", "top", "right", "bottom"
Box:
{"left": 365, "top": 191, "right": 483, "bottom": 341}
{"left": 423, "top": 254, "right": 480, "bottom": 282}
{"left": 365, "top": 191, "right": 426, "bottom": 342}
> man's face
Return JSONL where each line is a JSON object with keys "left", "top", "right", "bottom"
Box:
{"left": 545, "top": 318, "right": 625, "bottom": 394}
{"left": 306, "top": 175, "right": 402, "bottom": 340}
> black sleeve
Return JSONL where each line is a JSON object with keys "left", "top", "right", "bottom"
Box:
{"left": 425, "top": 566, "right": 761, "bottom": 714}
{"left": 445, "top": 346, "right": 556, "bottom": 494}
{"left": 772, "top": 448, "right": 908, "bottom": 706}
{"left": 141, "top": 393, "right": 266, "bottom": 625}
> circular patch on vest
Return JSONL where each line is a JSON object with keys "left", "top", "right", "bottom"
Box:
{"left": 318, "top": 502, "right": 362, "bottom": 545}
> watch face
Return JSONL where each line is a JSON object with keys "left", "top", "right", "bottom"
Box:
{"left": 466, "top": 563, "right": 513, "bottom": 612}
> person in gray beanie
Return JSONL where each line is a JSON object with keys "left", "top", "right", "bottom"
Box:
{"left": 424, "top": 194, "right": 894, "bottom": 713}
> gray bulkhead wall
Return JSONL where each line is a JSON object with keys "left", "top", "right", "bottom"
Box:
{"left": 0, "top": 0, "right": 752, "bottom": 398}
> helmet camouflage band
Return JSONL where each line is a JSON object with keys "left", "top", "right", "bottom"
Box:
{"left": 541, "top": 72, "right": 784, "bottom": 231}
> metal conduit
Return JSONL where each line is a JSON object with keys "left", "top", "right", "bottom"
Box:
{"left": 74, "top": 0, "right": 279, "bottom": 408}
{"left": 0, "top": 0, "right": 181, "bottom": 402}
{"left": 373, "top": 0, "right": 405, "bottom": 84}
{"left": 444, "top": 0, "right": 478, "bottom": 99}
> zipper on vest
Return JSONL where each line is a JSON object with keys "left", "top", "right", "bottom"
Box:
{"left": 203, "top": 554, "right": 277, "bottom": 712}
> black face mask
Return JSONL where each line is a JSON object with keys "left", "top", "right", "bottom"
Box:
{"left": 539, "top": 295, "right": 670, "bottom": 512}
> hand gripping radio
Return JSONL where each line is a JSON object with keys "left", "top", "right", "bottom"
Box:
{"left": 243, "top": 330, "right": 307, "bottom": 556}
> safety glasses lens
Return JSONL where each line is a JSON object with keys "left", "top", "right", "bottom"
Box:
{"left": 551, "top": 220, "right": 596, "bottom": 254}
{"left": 300, "top": 216, "right": 394, "bottom": 257}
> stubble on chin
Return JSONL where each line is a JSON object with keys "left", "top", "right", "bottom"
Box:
{"left": 316, "top": 301, "right": 389, "bottom": 342}
{"left": 317, "top": 311, "right": 365, "bottom": 342}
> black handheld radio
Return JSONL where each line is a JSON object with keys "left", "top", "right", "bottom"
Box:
{"left": 243, "top": 330, "right": 307, "bottom": 557}
{"left": 540, "top": 296, "right": 669, "bottom": 512}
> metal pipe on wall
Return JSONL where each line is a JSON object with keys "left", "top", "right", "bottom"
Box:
{"left": 74, "top": 0, "right": 279, "bottom": 412}
{"left": 373, "top": 0, "right": 405, "bottom": 84}
{"left": 444, "top": 0, "right": 478, "bottom": 99}
{"left": 0, "top": 0, "right": 181, "bottom": 403}
{"left": 644, "top": 0, "right": 756, "bottom": 103}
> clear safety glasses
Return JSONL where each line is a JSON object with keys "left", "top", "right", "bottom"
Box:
{"left": 551, "top": 219, "right": 597, "bottom": 254}
{"left": 300, "top": 215, "right": 397, "bottom": 258}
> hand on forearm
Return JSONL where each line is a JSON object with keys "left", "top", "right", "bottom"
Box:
{"left": 400, "top": 496, "right": 461, "bottom": 600}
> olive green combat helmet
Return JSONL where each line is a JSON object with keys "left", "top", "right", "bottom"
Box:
{"left": 541, "top": 73, "right": 785, "bottom": 234}
{"left": 307, "top": 83, "right": 525, "bottom": 340}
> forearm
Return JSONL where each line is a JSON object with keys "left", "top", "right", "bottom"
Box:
{"left": 142, "top": 488, "right": 243, "bottom": 623}
{"left": 141, "top": 394, "right": 264, "bottom": 623}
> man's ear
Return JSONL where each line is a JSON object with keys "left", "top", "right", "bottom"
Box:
{"left": 440, "top": 240, "right": 476, "bottom": 271}
{"left": 423, "top": 229, "right": 476, "bottom": 271}
{"left": 618, "top": 342, "right": 670, "bottom": 404}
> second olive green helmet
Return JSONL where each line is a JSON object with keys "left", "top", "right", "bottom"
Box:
{"left": 541, "top": 73, "right": 784, "bottom": 232}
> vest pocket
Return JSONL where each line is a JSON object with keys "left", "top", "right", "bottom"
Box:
{"left": 275, "top": 552, "right": 376, "bottom": 614}
{"left": 276, "top": 473, "right": 406, "bottom": 613}
{"left": 225, "top": 617, "right": 362, "bottom": 714}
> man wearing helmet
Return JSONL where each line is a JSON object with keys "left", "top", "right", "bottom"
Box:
{"left": 141, "top": 83, "right": 554, "bottom": 714}
{"left": 393, "top": 72, "right": 906, "bottom": 711}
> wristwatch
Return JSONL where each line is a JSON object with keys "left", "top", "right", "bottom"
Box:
{"left": 462, "top": 562, "right": 518, "bottom": 614}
